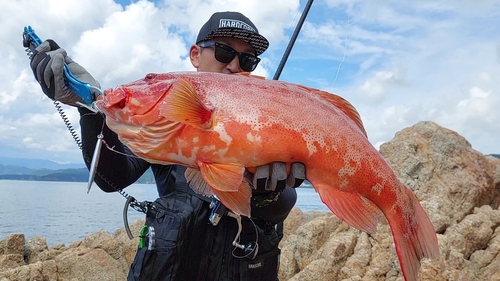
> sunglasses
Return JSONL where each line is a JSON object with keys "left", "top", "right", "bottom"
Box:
{"left": 199, "top": 42, "right": 261, "bottom": 72}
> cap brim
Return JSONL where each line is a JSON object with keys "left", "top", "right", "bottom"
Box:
{"left": 201, "top": 28, "right": 269, "bottom": 56}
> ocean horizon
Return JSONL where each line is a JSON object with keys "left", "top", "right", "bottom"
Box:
{"left": 0, "top": 180, "right": 328, "bottom": 247}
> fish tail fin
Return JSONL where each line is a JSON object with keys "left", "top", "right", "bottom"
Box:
{"left": 389, "top": 186, "right": 440, "bottom": 281}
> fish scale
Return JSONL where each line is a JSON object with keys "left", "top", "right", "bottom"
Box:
{"left": 97, "top": 71, "right": 439, "bottom": 281}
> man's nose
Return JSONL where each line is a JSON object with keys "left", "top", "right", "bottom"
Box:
{"left": 225, "top": 56, "right": 242, "bottom": 73}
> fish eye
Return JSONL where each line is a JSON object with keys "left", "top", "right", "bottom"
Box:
{"left": 145, "top": 73, "right": 157, "bottom": 80}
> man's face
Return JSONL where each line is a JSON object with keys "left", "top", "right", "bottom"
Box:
{"left": 190, "top": 37, "right": 257, "bottom": 74}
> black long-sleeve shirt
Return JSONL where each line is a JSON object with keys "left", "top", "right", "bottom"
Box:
{"left": 78, "top": 107, "right": 297, "bottom": 225}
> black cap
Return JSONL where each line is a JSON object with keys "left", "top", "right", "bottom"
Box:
{"left": 196, "top": 11, "right": 269, "bottom": 56}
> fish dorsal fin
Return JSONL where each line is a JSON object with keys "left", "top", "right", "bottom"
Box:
{"left": 187, "top": 162, "right": 251, "bottom": 216}
{"left": 237, "top": 72, "right": 252, "bottom": 77}
{"left": 236, "top": 72, "right": 266, "bottom": 80}
{"left": 159, "top": 78, "right": 213, "bottom": 130}
{"left": 315, "top": 183, "right": 382, "bottom": 234}
{"left": 301, "top": 86, "right": 367, "bottom": 137}
{"left": 321, "top": 91, "right": 367, "bottom": 137}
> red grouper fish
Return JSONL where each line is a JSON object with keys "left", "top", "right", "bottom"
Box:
{"left": 97, "top": 71, "right": 439, "bottom": 281}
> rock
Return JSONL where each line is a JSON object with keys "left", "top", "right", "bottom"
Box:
{"left": 0, "top": 234, "right": 26, "bottom": 272}
{"left": 0, "top": 234, "right": 24, "bottom": 256}
{"left": 1, "top": 121, "right": 500, "bottom": 280}
{"left": 0, "top": 223, "right": 143, "bottom": 280}
{"left": 24, "top": 235, "right": 48, "bottom": 264}
{"left": 379, "top": 121, "right": 497, "bottom": 233}
{"left": 0, "top": 254, "right": 25, "bottom": 272}
{"left": 0, "top": 260, "right": 57, "bottom": 281}
{"left": 55, "top": 246, "right": 127, "bottom": 281}
{"left": 280, "top": 121, "right": 500, "bottom": 280}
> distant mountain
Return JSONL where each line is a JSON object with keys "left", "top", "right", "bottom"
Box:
{"left": 0, "top": 157, "right": 85, "bottom": 170}
{"left": 490, "top": 154, "right": 500, "bottom": 159}
{"left": 0, "top": 157, "right": 154, "bottom": 183}
{"left": 0, "top": 168, "right": 89, "bottom": 182}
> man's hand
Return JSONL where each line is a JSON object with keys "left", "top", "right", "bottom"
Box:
{"left": 30, "top": 39, "right": 100, "bottom": 106}
{"left": 250, "top": 162, "right": 305, "bottom": 192}
{"left": 248, "top": 162, "right": 304, "bottom": 208}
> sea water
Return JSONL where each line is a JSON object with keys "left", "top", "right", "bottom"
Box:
{"left": 0, "top": 180, "right": 327, "bottom": 246}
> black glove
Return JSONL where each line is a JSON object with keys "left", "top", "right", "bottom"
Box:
{"left": 30, "top": 39, "right": 100, "bottom": 106}
{"left": 250, "top": 162, "right": 305, "bottom": 192}
{"left": 248, "top": 162, "right": 304, "bottom": 208}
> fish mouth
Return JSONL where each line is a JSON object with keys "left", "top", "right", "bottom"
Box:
{"left": 135, "top": 84, "right": 172, "bottom": 117}
{"left": 98, "top": 84, "right": 172, "bottom": 124}
{"left": 100, "top": 87, "right": 127, "bottom": 109}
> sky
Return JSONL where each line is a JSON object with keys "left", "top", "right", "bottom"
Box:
{"left": 0, "top": 0, "right": 499, "bottom": 165}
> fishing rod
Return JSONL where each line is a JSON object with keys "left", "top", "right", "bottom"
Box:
{"left": 269, "top": 0, "right": 314, "bottom": 239}
{"left": 273, "top": 0, "right": 314, "bottom": 80}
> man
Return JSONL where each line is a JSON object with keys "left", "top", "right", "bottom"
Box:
{"left": 30, "top": 11, "right": 305, "bottom": 280}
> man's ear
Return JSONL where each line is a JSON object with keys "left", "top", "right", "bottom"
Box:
{"left": 190, "top": 44, "right": 201, "bottom": 69}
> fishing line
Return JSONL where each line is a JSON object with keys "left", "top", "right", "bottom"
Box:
{"left": 331, "top": 12, "right": 350, "bottom": 88}
{"left": 100, "top": 139, "right": 148, "bottom": 160}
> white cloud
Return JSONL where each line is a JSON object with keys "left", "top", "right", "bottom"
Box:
{"left": 72, "top": 0, "right": 192, "bottom": 87}
{"left": 0, "top": 0, "right": 499, "bottom": 164}
{"left": 356, "top": 69, "right": 408, "bottom": 102}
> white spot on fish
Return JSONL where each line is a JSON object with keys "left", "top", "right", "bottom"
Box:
{"left": 193, "top": 136, "right": 199, "bottom": 143}
{"left": 166, "top": 150, "right": 196, "bottom": 166}
{"left": 214, "top": 123, "right": 232, "bottom": 146}
{"left": 202, "top": 145, "right": 216, "bottom": 153}
{"left": 337, "top": 141, "right": 363, "bottom": 190}
{"left": 371, "top": 183, "right": 384, "bottom": 195}
{"left": 246, "top": 132, "right": 261, "bottom": 143}
{"left": 306, "top": 142, "right": 317, "bottom": 157}
{"left": 215, "top": 147, "right": 229, "bottom": 159}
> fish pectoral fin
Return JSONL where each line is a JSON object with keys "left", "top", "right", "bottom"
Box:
{"left": 198, "top": 162, "right": 245, "bottom": 192}
{"left": 159, "top": 78, "right": 213, "bottom": 130}
{"left": 316, "top": 184, "right": 381, "bottom": 234}
{"left": 185, "top": 168, "right": 213, "bottom": 197}
{"left": 198, "top": 162, "right": 252, "bottom": 216}
{"left": 212, "top": 181, "right": 252, "bottom": 217}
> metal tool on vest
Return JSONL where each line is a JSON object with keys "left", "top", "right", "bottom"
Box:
{"left": 209, "top": 199, "right": 259, "bottom": 259}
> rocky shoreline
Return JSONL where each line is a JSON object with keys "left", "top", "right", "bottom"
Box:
{"left": 1, "top": 121, "right": 500, "bottom": 280}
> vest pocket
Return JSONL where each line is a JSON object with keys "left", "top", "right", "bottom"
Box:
{"left": 239, "top": 248, "right": 281, "bottom": 281}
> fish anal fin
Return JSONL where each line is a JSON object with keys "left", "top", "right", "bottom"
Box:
{"left": 315, "top": 183, "right": 381, "bottom": 234}
{"left": 185, "top": 167, "right": 213, "bottom": 196}
{"left": 159, "top": 78, "right": 213, "bottom": 129}
{"left": 212, "top": 181, "right": 252, "bottom": 217}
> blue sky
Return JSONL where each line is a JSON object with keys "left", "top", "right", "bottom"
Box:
{"left": 1, "top": 0, "right": 499, "bottom": 164}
